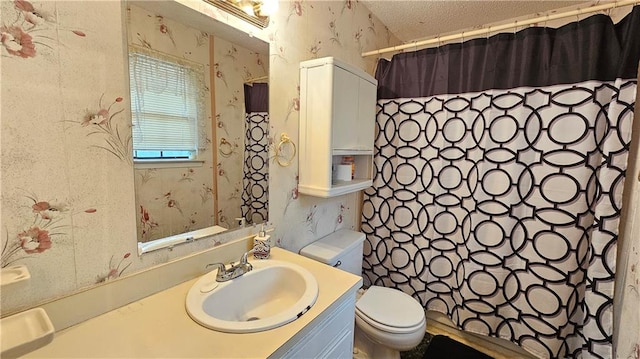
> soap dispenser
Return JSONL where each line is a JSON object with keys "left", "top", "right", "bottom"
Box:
{"left": 253, "top": 224, "right": 271, "bottom": 259}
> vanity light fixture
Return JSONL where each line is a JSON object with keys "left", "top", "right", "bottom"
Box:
{"left": 203, "top": 0, "right": 278, "bottom": 28}
{"left": 254, "top": 0, "right": 278, "bottom": 17}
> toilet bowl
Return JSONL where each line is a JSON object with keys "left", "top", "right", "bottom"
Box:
{"left": 354, "top": 286, "right": 426, "bottom": 358}
{"left": 299, "top": 229, "right": 426, "bottom": 359}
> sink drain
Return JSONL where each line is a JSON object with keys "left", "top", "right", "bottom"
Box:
{"left": 246, "top": 317, "right": 260, "bottom": 322}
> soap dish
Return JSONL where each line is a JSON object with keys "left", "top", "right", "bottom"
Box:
{"left": 1, "top": 265, "right": 31, "bottom": 289}
{"left": 0, "top": 308, "right": 55, "bottom": 358}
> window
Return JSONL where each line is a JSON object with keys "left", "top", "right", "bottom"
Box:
{"left": 128, "top": 48, "right": 205, "bottom": 160}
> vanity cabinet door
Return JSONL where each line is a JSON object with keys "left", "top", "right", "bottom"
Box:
{"left": 322, "top": 330, "right": 354, "bottom": 358}
{"left": 278, "top": 297, "right": 355, "bottom": 359}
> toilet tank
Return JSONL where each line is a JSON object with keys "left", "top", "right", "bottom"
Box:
{"left": 299, "top": 229, "right": 366, "bottom": 276}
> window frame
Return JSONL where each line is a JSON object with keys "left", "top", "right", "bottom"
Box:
{"left": 128, "top": 45, "right": 208, "bottom": 165}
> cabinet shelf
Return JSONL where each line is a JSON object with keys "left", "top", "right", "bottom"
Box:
{"left": 332, "top": 149, "right": 373, "bottom": 156}
{"left": 299, "top": 179, "right": 373, "bottom": 198}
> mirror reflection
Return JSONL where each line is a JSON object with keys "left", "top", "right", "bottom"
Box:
{"left": 126, "top": 2, "right": 269, "bottom": 245}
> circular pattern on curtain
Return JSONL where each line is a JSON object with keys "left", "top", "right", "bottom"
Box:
{"left": 362, "top": 80, "right": 636, "bottom": 358}
{"left": 241, "top": 112, "right": 269, "bottom": 224}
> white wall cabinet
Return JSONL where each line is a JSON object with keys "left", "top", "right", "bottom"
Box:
{"left": 299, "top": 57, "right": 377, "bottom": 198}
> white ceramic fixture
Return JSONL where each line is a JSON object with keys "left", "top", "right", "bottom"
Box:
{"left": 299, "top": 229, "right": 426, "bottom": 359}
{"left": 1, "top": 265, "right": 31, "bottom": 289}
{"left": 0, "top": 307, "right": 55, "bottom": 358}
{"left": 185, "top": 259, "right": 319, "bottom": 333}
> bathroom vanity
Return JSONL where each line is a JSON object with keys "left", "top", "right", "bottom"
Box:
{"left": 22, "top": 248, "right": 362, "bottom": 358}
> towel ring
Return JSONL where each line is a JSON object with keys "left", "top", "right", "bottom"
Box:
{"left": 219, "top": 137, "right": 233, "bottom": 157}
{"left": 275, "top": 133, "right": 296, "bottom": 167}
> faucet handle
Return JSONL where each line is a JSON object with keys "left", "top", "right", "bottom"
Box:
{"left": 207, "top": 255, "right": 253, "bottom": 282}
{"left": 207, "top": 262, "right": 234, "bottom": 282}
{"left": 206, "top": 262, "right": 226, "bottom": 271}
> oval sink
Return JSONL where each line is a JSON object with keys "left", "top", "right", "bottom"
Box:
{"left": 186, "top": 259, "right": 319, "bottom": 333}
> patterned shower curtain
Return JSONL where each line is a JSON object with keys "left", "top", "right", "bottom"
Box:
{"left": 362, "top": 8, "right": 640, "bottom": 359}
{"left": 241, "top": 83, "right": 269, "bottom": 224}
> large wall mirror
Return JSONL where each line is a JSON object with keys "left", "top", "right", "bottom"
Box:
{"left": 127, "top": 1, "right": 269, "bottom": 253}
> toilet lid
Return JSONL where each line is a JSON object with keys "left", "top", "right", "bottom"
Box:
{"left": 355, "top": 286, "right": 425, "bottom": 332}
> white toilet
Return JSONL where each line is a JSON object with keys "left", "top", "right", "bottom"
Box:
{"left": 300, "top": 229, "right": 426, "bottom": 359}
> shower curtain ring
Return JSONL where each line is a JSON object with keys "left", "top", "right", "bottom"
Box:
{"left": 219, "top": 137, "right": 233, "bottom": 157}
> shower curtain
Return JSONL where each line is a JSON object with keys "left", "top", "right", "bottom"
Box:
{"left": 362, "top": 7, "right": 640, "bottom": 359}
{"left": 241, "top": 83, "right": 269, "bottom": 224}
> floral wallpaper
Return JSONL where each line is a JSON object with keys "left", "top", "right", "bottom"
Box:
{"left": 0, "top": 0, "right": 396, "bottom": 316}
{"left": 1, "top": 0, "right": 137, "bottom": 306}
{"left": 1, "top": 0, "right": 638, "bottom": 356}
{"left": 264, "top": 0, "right": 394, "bottom": 255}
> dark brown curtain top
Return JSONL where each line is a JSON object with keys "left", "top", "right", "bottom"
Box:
{"left": 244, "top": 83, "right": 269, "bottom": 113}
{"left": 376, "top": 6, "right": 640, "bottom": 99}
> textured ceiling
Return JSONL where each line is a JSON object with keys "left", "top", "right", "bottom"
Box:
{"left": 361, "top": 1, "right": 591, "bottom": 42}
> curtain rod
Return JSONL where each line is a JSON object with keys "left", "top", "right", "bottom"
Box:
{"left": 362, "top": 0, "right": 640, "bottom": 57}
{"left": 246, "top": 75, "right": 268, "bottom": 83}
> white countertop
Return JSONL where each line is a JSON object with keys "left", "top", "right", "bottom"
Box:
{"left": 24, "top": 248, "right": 362, "bottom": 358}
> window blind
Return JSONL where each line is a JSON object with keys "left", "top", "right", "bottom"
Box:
{"left": 129, "top": 50, "right": 201, "bottom": 153}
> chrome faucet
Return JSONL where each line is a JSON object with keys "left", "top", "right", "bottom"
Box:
{"left": 206, "top": 251, "right": 253, "bottom": 282}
